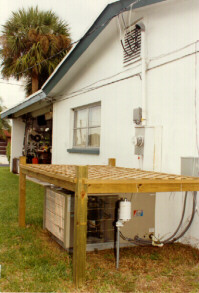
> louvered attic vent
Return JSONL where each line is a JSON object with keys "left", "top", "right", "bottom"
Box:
{"left": 122, "top": 25, "right": 141, "bottom": 65}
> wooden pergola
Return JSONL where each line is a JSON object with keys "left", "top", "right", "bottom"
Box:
{"left": 19, "top": 157, "right": 199, "bottom": 287}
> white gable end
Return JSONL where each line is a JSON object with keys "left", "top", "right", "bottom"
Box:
{"left": 51, "top": 0, "right": 199, "bottom": 248}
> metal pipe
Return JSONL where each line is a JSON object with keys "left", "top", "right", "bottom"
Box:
{"left": 116, "top": 226, "right": 120, "bottom": 269}
{"left": 141, "top": 27, "right": 147, "bottom": 125}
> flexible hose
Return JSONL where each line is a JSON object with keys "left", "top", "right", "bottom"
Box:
{"left": 165, "top": 191, "right": 197, "bottom": 244}
{"left": 162, "top": 191, "right": 188, "bottom": 243}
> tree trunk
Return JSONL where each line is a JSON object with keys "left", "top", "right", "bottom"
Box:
{"left": 32, "top": 73, "right": 39, "bottom": 94}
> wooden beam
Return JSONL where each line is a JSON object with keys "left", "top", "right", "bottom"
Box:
{"left": 73, "top": 166, "right": 88, "bottom": 288}
{"left": 87, "top": 182, "right": 199, "bottom": 194}
{"left": 108, "top": 158, "right": 116, "bottom": 167}
{"left": 19, "top": 156, "right": 27, "bottom": 227}
{"left": 21, "top": 168, "right": 76, "bottom": 191}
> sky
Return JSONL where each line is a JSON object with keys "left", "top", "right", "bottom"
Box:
{"left": 0, "top": 0, "right": 116, "bottom": 109}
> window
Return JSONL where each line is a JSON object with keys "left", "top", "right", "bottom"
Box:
{"left": 73, "top": 103, "right": 101, "bottom": 149}
{"left": 121, "top": 24, "right": 141, "bottom": 65}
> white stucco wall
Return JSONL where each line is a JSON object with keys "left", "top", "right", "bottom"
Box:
{"left": 51, "top": 0, "right": 199, "bottom": 246}
{"left": 10, "top": 119, "right": 25, "bottom": 171}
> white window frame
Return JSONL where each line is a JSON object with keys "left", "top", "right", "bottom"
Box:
{"left": 73, "top": 102, "right": 101, "bottom": 149}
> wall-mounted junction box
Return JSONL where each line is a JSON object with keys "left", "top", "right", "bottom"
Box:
{"left": 181, "top": 157, "right": 199, "bottom": 177}
{"left": 133, "top": 107, "right": 142, "bottom": 125}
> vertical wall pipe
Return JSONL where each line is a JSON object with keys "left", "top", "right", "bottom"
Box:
{"left": 116, "top": 226, "right": 120, "bottom": 269}
{"left": 140, "top": 26, "right": 147, "bottom": 126}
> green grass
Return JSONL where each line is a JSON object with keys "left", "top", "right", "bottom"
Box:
{"left": 0, "top": 167, "right": 72, "bottom": 292}
{"left": 1, "top": 167, "right": 199, "bottom": 292}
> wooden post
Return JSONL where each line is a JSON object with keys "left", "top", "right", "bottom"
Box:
{"left": 43, "top": 188, "right": 47, "bottom": 230}
{"left": 73, "top": 165, "right": 88, "bottom": 288}
{"left": 108, "top": 158, "right": 116, "bottom": 167}
{"left": 19, "top": 156, "right": 26, "bottom": 227}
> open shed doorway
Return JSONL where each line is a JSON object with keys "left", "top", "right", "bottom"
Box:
{"left": 24, "top": 113, "right": 52, "bottom": 164}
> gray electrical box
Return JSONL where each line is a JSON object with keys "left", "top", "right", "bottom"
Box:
{"left": 181, "top": 157, "right": 199, "bottom": 177}
{"left": 133, "top": 107, "right": 142, "bottom": 125}
{"left": 134, "top": 127, "right": 145, "bottom": 155}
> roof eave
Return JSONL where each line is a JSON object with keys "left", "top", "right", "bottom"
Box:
{"left": 1, "top": 0, "right": 166, "bottom": 119}
{"left": 42, "top": 0, "right": 166, "bottom": 96}
{"left": 1, "top": 90, "right": 46, "bottom": 119}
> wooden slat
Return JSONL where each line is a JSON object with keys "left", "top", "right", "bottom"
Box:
{"left": 21, "top": 168, "right": 76, "bottom": 191}
{"left": 21, "top": 164, "right": 75, "bottom": 183}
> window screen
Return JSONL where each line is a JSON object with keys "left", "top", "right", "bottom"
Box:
{"left": 73, "top": 103, "right": 101, "bottom": 148}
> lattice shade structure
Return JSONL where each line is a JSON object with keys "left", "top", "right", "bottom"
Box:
{"left": 18, "top": 158, "right": 199, "bottom": 288}
{"left": 21, "top": 163, "right": 199, "bottom": 193}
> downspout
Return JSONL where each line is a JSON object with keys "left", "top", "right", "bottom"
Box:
{"left": 138, "top": 23, "right": 147, "bottom": 125}
{"left": 137, "top": 22, "right": 146, "bottom": 170}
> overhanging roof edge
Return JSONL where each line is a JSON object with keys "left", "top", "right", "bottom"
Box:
{"left": 43, "top": 0, "right": 166, "bottom": 95}
{"left": 1, "top": 0, "right": 166, "bottom": 119}
{"left": 1, "top": 90, "right": 46, "bottom": 119}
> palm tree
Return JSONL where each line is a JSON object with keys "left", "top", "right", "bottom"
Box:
{"left": 0, "top": 98, "right": 11, "bottom": 138}
{"left": 0, "top": 7, "right": 71, "bottom": 95}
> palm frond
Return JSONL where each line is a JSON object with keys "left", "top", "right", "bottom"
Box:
{"left": 0, "top": 6, "right": 71, "bottom": 95}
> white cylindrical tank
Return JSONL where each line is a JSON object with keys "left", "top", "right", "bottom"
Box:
{"left": 119, "top": 199, "right": 131, "bottom": 222}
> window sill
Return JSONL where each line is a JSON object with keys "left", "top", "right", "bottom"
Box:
{"left": 67, "top": 148, "right": 100, "bottom": 155}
